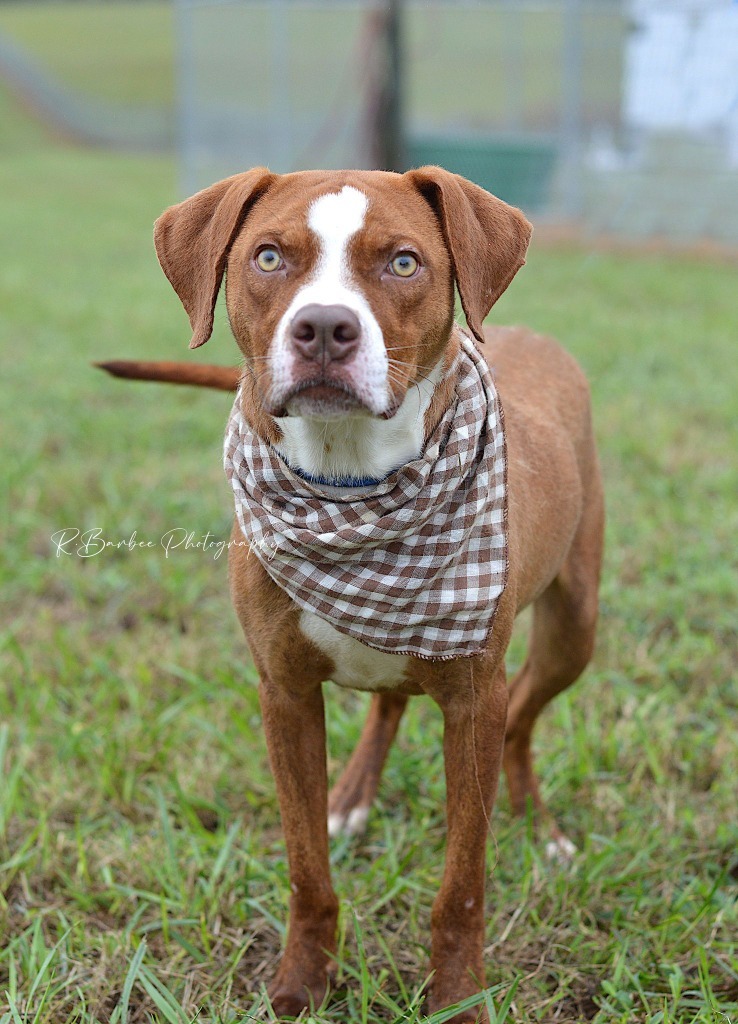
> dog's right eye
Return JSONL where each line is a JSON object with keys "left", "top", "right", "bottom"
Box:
{"left": 389, "top": 252, "right": 419, "bottom": 278}
{"left": 255, "top": 247, "right": 283, "bottom": 273}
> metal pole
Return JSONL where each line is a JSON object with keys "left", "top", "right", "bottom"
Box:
{"left": 375, "top": 0, "right": 406, "bottom": 172}
{"left": 174, "top": 0, "right": 197, "bottom": 197}
{"left": 269, "top": 0, "right": 292, "bottom": 172}
{"left": 503, "top": 0, "right": 523, "bottom": 132}
{"left": 561, "top": 0, "right": 584, "bottom": 218}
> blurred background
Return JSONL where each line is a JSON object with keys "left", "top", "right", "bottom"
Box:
{"left": 2, "top": 0, "right": 738, "bottom": 240}
{"left": 1, "top": 3, "right": 737, "bottom": 1021}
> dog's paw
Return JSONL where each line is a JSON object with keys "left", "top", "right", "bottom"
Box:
{"left": 269, "top": 990, "right": 309, "bottom": 1019}
{"left": 267, "top": 961, "right": 332, "bottom": 1019}
{"left": 545, "top": 834, "right": 578, "bottom": 865}
{"left": 327, "top": 804, "right": 369, "bottom": 838}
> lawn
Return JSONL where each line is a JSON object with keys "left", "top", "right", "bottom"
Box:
{"left": 1, "top": 89, "right": 737, "bottom": 1024}
{"left": 0, "top": 2, "right": 174, "bottom": 106}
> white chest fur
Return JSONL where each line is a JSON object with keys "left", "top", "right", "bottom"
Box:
{"left": 300, "top": 610, "right": 409, "bottom": 691}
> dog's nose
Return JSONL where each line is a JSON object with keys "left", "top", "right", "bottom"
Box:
{"left": 289, "top": 304, "right": 361, "bottom": 365}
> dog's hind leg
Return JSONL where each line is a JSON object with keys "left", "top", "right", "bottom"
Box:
{"left": 503, "top": 473, "right": 604, "bottom": 860}
{"left": 328, "top": 693, "right": 407, "bottom": 837}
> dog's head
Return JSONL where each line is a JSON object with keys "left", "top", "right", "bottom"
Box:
{"left": 154, "top": 167, "right": 531, "bottom": 420}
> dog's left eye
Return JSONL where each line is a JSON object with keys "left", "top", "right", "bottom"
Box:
{"left": 389, "top": 252, "right": 419, "bottom": 278}
{"left": 255, "top": 247, "right": 283, "bottom": 272}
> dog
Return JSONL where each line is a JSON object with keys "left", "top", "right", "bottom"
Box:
{"left": 100, "top": 166, "right": 604, "bottom": 1022}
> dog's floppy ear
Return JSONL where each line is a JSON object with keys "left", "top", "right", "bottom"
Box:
{"left": 406, "top": 166, "right": 532, "bottom": 345}
{"left": 154, "top": 168, "right": 275, "bottom": 349}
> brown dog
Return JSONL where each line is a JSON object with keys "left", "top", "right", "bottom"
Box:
{"left": 102, "top": 166, "right": 603, "bottom": 1022}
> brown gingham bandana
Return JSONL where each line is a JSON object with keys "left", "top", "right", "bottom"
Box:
{"left": 223, "top": 335, "right": 508, "bottom": 660}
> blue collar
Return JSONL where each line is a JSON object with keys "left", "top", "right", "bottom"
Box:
{"left": 289, "top": 464, "right": 385, "bottom": 489}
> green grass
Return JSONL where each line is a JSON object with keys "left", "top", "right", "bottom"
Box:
{"left": 1, "top": 93, "right": 737, "bottom": 1024}
{"left": 0, "top": 1, "right": 174, "bottom": 106}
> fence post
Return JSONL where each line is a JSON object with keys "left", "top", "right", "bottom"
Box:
{"left": 561, "top": 0, "right": 584, "bottom": 218}
{"left": 269, "top": 0, "right": 293, "bottom": 172}
{"left": 175, "top": 0, "right": 197, "bottom": 197}
{"left": 376, "top": 0, "right": 406, "bottom": 171}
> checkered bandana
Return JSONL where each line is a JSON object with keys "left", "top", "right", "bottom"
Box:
{"left": 223, "top": 335, "right": 508, "bottom": 660}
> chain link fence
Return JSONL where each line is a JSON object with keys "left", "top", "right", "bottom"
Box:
{"left": 173, "top": 0, "right": 738, "bottom": 241}
{"left": 174, "top": 0, "right": 622, "bottom": 219}
{"left": 2, "top": 0, "right": 737, "bottom": 241}
{"left": 0, "top": 29, "right": 173, "bottom": 150}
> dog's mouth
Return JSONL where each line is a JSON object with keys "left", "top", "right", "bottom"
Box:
{"left": 270, "top": 378, "right": 372, "bottom": 419}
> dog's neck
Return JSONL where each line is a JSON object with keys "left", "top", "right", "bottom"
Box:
{"left": 274, "top": 358, "right": 447, "bottom": 485}
{"left": 241, "top": 329, "right": 462, "bottom": 486}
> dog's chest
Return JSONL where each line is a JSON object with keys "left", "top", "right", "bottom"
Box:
{"left": 300, "top": 610, "right": 409, "bottom": 691}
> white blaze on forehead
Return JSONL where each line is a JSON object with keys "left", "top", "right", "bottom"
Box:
{"left": 269, "top": 185, "right": 390, "bottom": 421}
{"left": 308, "top": 186, "right": 369, "bottom": 271}
{"left": 300, "top": 186, "right": 373, "bottom": 307}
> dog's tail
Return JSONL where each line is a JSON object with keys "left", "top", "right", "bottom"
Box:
{"left": 95, "top": 360, "right": 240, "bottom": 392}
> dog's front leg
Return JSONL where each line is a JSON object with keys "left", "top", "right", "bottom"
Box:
{"left": 259, "top": 677, "right": 338, "bottom": 1017}
{"left": 424, "top": 663, "right": 508, "bottom": 1023}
